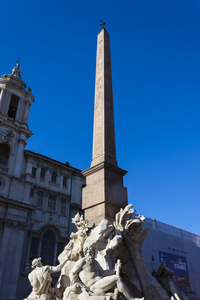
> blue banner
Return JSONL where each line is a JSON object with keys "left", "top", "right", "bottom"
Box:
{"left": 159, "top": 251, "right": 191, "bottom": 294}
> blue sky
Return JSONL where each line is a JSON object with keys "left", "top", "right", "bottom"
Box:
{"left": 1, "top": 0, "right": 200, "bottom": 235}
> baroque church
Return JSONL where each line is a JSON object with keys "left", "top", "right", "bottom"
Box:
{"left": 0, "top": 63, "right": 85, "bottom": 299}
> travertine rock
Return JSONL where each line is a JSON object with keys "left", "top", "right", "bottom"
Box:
{"left": 25, "top": 206, "right": 172, "bottom": 300}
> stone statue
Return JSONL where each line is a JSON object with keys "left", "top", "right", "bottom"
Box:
{"left": 25, "top": 206, "right": 176, "bottom": 300}
{"left": 25, "top": 257, "right": 68, "bottom": 300}
{"left": 56, "top": 213, "right": 90, "bottom": 298}
{"left": 153, "top": 261, "right": 188, "bottom": 300}
{"left": 68, "top": 245, "right": 144, "bottom": 300}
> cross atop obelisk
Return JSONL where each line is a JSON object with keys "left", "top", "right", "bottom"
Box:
{"left": 82, "top": 25, "right": 127, "bottom": 224}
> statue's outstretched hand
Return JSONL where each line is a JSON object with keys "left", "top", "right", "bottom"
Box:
{"left": 115, "top": 259, "right": 121, "bottom": 276}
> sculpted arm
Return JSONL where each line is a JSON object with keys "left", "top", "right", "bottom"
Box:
{"left": 50, "top": 258, "right": 68, "bottom": 273}
{"left": 70, "top": 258, "right": 86, "bottom": 284}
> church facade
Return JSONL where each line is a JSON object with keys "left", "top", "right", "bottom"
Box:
{"left": 0, "top": 64, "right": 85, "bottom": 300}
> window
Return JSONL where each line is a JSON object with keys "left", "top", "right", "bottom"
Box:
{"left": 56, "top": 242, "right": 65, "bottom": 264}
{"left": 29, "top": 229, "right": 65, "bottom": 267}
{"left": 0, "top": 143, "right": 10, "bottom": 166}
{"left": 41, "top": 231, "right": 55, "bottom": 265}
{"left": 48, "top": 194, "right": 56, "bottom": 211}
{"left": 60, "top": 198, "right": 67, "bottom": 214}
{"left": 51, "top": 171, "right": 57, "bottom": 183}
{"left": 40, "top": 168, "right": 45, "bottom": 179}
{"left": 29, "top": 237, "right": 39, "bottom": 264}
{"left": 32, "top": 167, "right": 36, "bottom": 178}
{"left": 30, "top": 187, "right": 34, "bottom": 198}
{"left": 37, "top": 191, "right": 44, "bottom": 208}
{"left": 7, "top": 94, "right": 19, "bottom": 119}
{"left": 63, "top": 176, "right": 68, "bottom": 187}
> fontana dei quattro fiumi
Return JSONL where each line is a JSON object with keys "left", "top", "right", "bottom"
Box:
{"left": 0, "top": 23, "right": 200, "bottom": 300}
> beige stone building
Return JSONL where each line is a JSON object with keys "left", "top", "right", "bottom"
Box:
{"left": 0, "top": 64, "right": 85, "bottom": 300}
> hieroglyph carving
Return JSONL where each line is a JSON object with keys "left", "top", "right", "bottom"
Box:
{"left": 93, "top": 33, "right": 104, "bottom": 159}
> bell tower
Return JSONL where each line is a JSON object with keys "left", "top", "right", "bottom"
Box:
{"left": 0, "top": 62, "right": 34, "bottom": 177}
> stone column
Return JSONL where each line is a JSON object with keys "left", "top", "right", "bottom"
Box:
{"left": 59, "top": 174, "right": 63, "bottom": 192}
{"left": 25, "top": 159, "right": 32, "bottom": 181}
{"left": 13, "top": 137, "right": 26, "bottom": 177}
{"left": 45, "top": 169, "right": 50, "bottom": 188}
{"left": 8, "top": 152, "right": 15, "bottom": 175}
{"left": 23, "top": 102, "right": 31, "bottom": 124}
{"left": 0, "top": 224, "right": 27, "bottom": 299}
{"left": 1, "top": 90, "right": 11, "bottom": 115}
{"left": 36, "top": 166, "right": 41, "bottom": 185}
{"left": 15, "top": 98, "right": 22, "bottom": 121}
{"left": 0, "top": 88, "right": 4, "bottom": 111}
{"left": 20, "top": 100, "right": 26, "bottom": 122}
{"left": 8, "top": 230, "right": 25, "bottom": 299}
{"left": 0, "top": 227, "right": 11, "bottom": 292}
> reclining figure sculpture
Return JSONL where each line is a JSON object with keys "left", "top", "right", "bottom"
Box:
{"left": 25, "top": 205, "right": 183, "bottom": 300}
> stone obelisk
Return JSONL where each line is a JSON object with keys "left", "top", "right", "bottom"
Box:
{"left": 82, "top": 25, "right": 128, "bottom": 224}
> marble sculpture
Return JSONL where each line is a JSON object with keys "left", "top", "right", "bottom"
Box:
{"left": 24, "top": 204, "right": 188, "bottom": 300}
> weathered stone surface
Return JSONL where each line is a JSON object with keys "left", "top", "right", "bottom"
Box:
{"left": 91, "top": 29, "right": 116, "bottom": 167}
{"left": 82, "top": 28, "right": 128, "bottom": 224}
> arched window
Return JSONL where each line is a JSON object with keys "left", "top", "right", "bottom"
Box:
{"left": 63, "top": 176, "right": 68, "bottom": 187}
{"left": 0, "top": 143, "right": 10, "bottom": 166}
{"left": 41, "top": 230, "right": 55, "bottom": 265}
{"left": 29, "top": 237, "right": 39, "bottom": 265}
{"left": 7, "top": 94, "right": 20, "bottom": 119}
{"left": 51, "top": 171, "right": 57, "bottom": 183}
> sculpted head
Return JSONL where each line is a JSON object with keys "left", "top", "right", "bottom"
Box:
{"left": 84, "top": 245, "right": 95, "bottom": 263}
{"left": 65, "top": 240, "right": 73, "bottom": 251}
{"left": 31, "top": 257, "right": 42, "bottom": 268}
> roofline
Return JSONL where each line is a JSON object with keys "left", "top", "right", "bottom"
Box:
{"left": 24, "top": 150, "right": 85, "bottom": 177}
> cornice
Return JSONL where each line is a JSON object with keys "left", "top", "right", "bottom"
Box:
{"left": 24, "top": 150, "right": 85, "bottom": 178}
{"left": 0, "top": 79, "right": 34, "bottom": 102}
{"left": 31, "top": 184, "right": 71, "bottom": 198}
{"left": 0, "top": 116, "right": 33, "bottom": 138}
{"left": 82, "top": 161, "right": 127, "bottom": 177}
{"left": 70, "top": 203, "right": 82, "bottom": 211}
{"left": 0, "top": 195, "right": 34, "bottom": 211}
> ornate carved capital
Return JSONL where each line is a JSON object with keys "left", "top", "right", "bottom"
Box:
{"left": 0, "top": 217, "right": 27, "bottom": 231}
{"left": 0, "top": 129, "right": 16, "bottom": 146}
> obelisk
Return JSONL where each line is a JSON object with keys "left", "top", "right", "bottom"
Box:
{"left": 82, "top": 24, "right": 128, "bottom": 224}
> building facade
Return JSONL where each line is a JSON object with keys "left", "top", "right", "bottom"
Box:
{"left": 142, "top": 218, "right": 200, "bottom": 300}
{"left": 0, "top": 64, "right": 85, "bottom": 300}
